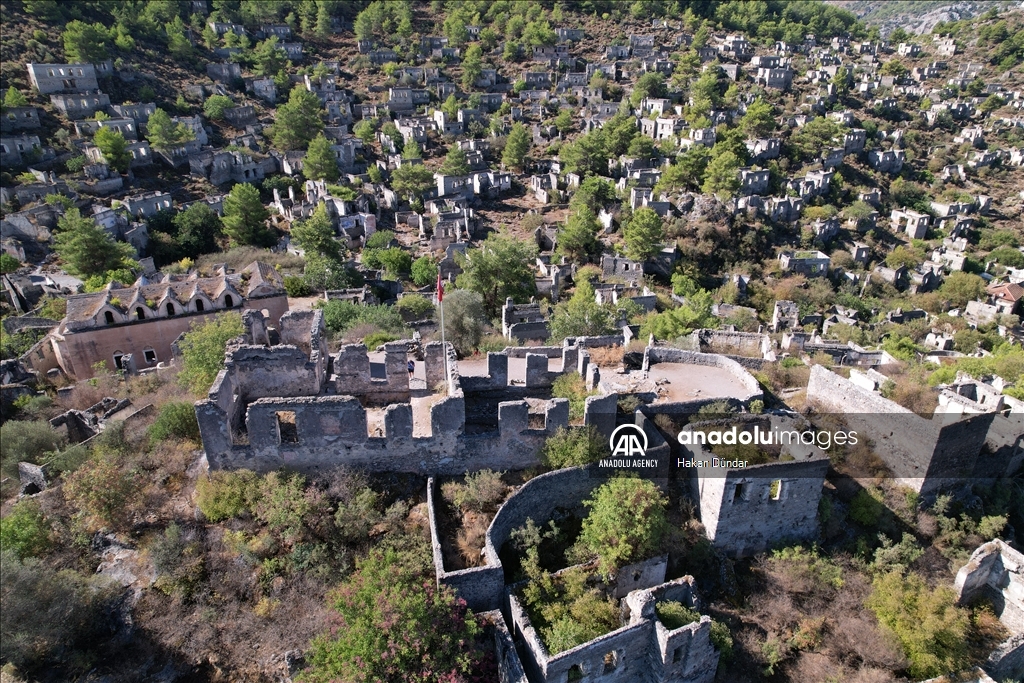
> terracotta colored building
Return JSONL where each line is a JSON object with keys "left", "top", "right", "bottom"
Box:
{"left": 32, "top": 262, "right": 288, "bottom": 379}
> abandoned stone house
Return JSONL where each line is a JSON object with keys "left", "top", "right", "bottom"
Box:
{"left": 428, "top": 462, "right": 720, "bottom": 683}
{"left": 954, "top": 540, "right": 1024, "bottom": 682}
{"left": 680, "top": 415, "right": 830, "bottom": 558}
{"left": 26, "top": 261, "right": 287, "bottom": 380}
{"left": 1, "top": 106, "right": 41, "bottom": 133}
{"left": 50, "top": 92, "right": 111, "bottom": 119}
{"left": 27, "top": 62, "right": 99, "bottom": 94}
{"left": 779, "top": 250, "right": 830, "bottom": 277}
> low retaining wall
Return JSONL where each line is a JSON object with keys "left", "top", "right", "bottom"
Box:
{"left": 643, "top": 346, "right": 762, "bottom": 403}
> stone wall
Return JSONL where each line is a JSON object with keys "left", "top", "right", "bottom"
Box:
{"left": 806, "top": 365, "right": 994, "bottom": 495}
{"left": 643, "top": 347, "right": 762, "bottom": 404}
{"left": 505, "top": 573, "right": 719, "bottom": 683}
{"left": 680, "top": 416, "right": 829, "bottom": 557}
{"left": 955, "top": 540, "right": 1024, "bottom": 681}
{"left": 691, "top": 329, "right": 769, "bottom": 357}
{"left": 51, "top": 294, "right": 288, "bottom": 379}
{"left": 333, "top": 341, "right": 411, "bottom": 405}
{"left": 427, "top": 477, "right": 505, "bottom": 612}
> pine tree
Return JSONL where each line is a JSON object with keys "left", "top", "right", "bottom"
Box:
{"left": 2, "top": 87, "right": 28, "bottom": 109}
{"left": 623, "top": 207, "right": 664, "bottom": 262}
{"left": 557, "top": 206, "right": 601, "bottom": 263}
{"left": 303, "top": 133, "right": 340, "bottom": 181}
{"left": 222, "top": 183, "right": 274, "bottom": 246}
{"left": 438, "top": 145, "right": 470, "bottom": 176}
{"left": 701, "top": 150, "right": 741, "bottom": 198}
{"left": 146, "top": 108, "right": 193, "bottom": 150}
{"left": 268, "top": 86, "right": 324, "bottom": 151}
{"left": 502, "top": 122, "right": 530, "bottom": 171}
{"left": 93, "top": 127, "right": 131, "bottom": 172}
{"left": 402, "top": 138, "right": 422, "bottom": 160}
{"left": 291, "top": 204, "right": 342, "bottom": 259}
{"left": 53, "top": 209, "right": 135, "bottom": 277}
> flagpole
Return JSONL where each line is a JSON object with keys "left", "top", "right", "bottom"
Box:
{"left": 438, "top": 272, "right": 448, "bottom": 387}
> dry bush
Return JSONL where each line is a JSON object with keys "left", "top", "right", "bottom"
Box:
{"left": 588, "top": 345, "right": 624, "bottom": 367}
{"left": 456, "top": 510, "right": 490, "bottom": 567}
{"left": 56, "top": 376, "right": 119, "bottom": 411}
{"left": 841, "top": 439, "right": 893, "bottom": 479}
{"left": 762, "top": 362, "right": 810, "bottom": 390}
{"left": 343, "top": 322, "right": 381, "bottom": 343}
{"left": 626, "top": 339, "right": 647, "bottom": 354}
{"left": 652, "top": 413, "right": 677, "bottom": 434}
{"left": 888, "top": 374, "right": 938, "bottom": 416}
{"left": 786, "top": 652, "right": 843, "bottom": 682}
{"left": 826, "top": 613, "right": 907, "bottom": 671}
{"left": 846, "top": 667, "right": 899, "bottom": 683}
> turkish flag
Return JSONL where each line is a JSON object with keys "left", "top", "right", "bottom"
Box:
{"left": 436, "top": 271, "right": 443, "bottom": 303}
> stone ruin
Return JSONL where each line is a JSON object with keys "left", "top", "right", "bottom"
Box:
{"left": 427, "top": 462, "right": 721, "bottom": 683}
{"left": 196, "top": 310, "right": 630, "bottom": 475}
{"left": 955, "top": 540, "right": 1024, "bottom": 681}
{"left": 806, "top": 365, "right": 1022, "bottom": 495}
{"left": 678, "top": 415, "right": 830, "bottom": 558}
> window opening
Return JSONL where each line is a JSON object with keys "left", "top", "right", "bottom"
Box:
{"left": 276, "top": 411, "right": 298, "bottom": 443}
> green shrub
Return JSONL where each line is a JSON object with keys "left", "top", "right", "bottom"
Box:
{"left": 178, "top": 313, "right": 244, "bottom": 394}
{"left": 253, "top": 471, "right": 324, "bottom": 546}
{"left": 334, "top": 487, "right": 381, "bottom": 544}
{"left": 317, "top": 299, "right": 407, "bottom": 336}
{"left": 394, "top": 293, "right": 435, "bottom": 320}
{"left": 551, "top": 371, "right": 595, "bottom": 420}
{"left": 710, "top": 620, "right": 734, "bottom": 661}
{"left": 363, "top": 330, "right": 399, "bottom": 349}
{"left": 303, "top": 546, "right": 479, "bottom": 682}
{"left": 540, "top": 426, "right": 609, "bottom": 468}
{"left": 284, "top": 274, "right": 313, "bottom": 297}
{"left": 195, "top": 470, "right": 259, "bottom": 521}
{"left": 866, "top": 571, "right": 970, "bottom": 679}
{"left": 767, "top": 546, "right": 845, "bottom": 591}
{"left": 63, "top": 455, "right": 139, "bottom": 532}
{"left": 0, "top": 253, "right": 20, "bottom": 273}
{"left": 850, "top": 488, "right": 886, "bottom": 527}
{"left": 0, "top": 552, "right": 120, "bottom": 673}
{"left": 871, "top": 532, "right": 924, "bottom": 575}
{"left": 148, "top": 401, "right": 201, "bottom": 444}
{"left": 0, "top": 420, "right": 65, "bottom": 486}
{"left": 0, "top": 500, "right": 51, "bottom": 559}
{"left": 363, "top": 229, "right": 395, "bottom": 250}
{"left": 656, "top": 600, "right": 701, "bottom": 629}
{"left": 579, "top": 476, "right": 669, "bottom": 576}
{"left": 440, "top": 469, "right": 507, "bottom": 513}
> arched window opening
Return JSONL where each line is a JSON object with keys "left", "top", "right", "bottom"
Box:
{"left": 104, "top": 311, "right": 115, "bottom": 324}
{"left": 196, "top": 299, "right": 205, "bottom": 312}
{"left": 136, "top": 307, "right": 145, "bottom": 320}
{"left": 166, "top": 303, "right": 175, "bottom": 316}
{"left": 224, "top": 295, "right": 234, "bottom": 308}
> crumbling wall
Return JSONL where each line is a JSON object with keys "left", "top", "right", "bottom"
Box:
{"left": 333, "top": 342, "right": 410, "bottom": 404}
{"left": 506, "top": 591, "right": 652, "bottom": 683}
{"left": 955, "top": 540, "right": 1024, "bottom": 681}
{"left": 691, "top": 329, "right": 769, "bottom": 357}
{"left": 427, "top": 477, "right": 505, "bottom": 611}
{"left": 806, "top": 365, "right": 993, "bottom": 494}
{"left": 643, "top": 347, "right": 762, "bottom": 403}
{"left": 694, "top": 457, "right": 829, "bottom": 558}
{"left": 626, "top": 576, "right": 720, "bottom": 683}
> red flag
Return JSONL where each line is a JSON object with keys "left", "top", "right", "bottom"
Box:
{"left": 436, "top": 271, "right": 443, "bottom": 303}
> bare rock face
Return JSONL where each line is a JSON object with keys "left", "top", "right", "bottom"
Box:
{"left": 686, "top": 192, "right": 731, "bottom": 224}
